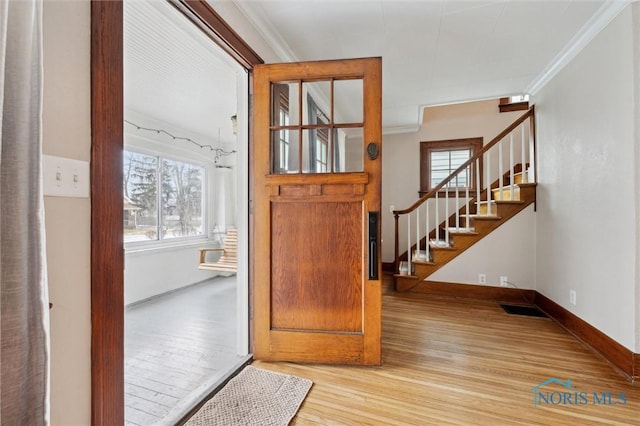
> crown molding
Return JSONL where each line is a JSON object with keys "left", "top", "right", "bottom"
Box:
{"left": 526, "top": 0, "right": 630, "bottom": 95}
{"left": 232, "top": 1, "right": 299, "bottom": 63}
{"left": 383, "top": 124, "right": 420, "bottom": 136}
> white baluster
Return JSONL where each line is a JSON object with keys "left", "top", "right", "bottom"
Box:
{"left": 445, "top": 183, "right": 449, "bottom": 246}
{"left": 465, "top": 171, "right": 470, "bottom": 231}
{"left": 435, "top": 190, "right": 439, "bottom": 243}
{"left": 407, "top": 212, "right": 411, "bottom": 275}
{"left": 455, "top": 174, "right": 459, "bottom": 230}
{"left": 529, "top": 119, "right": 535, "bottom": 182}
{"left": 510, "top": 133, "right": 514, "bottom": 200}
{"left": 416, "top": 206, "right": 420, "bottom": 260}
{"left": 476, "top": 158, "right": 481, "bottom": 215}
{"left": 486, "top": 152, "right": 491, "bottom": 215}
{"left": 499, "top": 140, "right": 504, "bottom": 201}
{"left": 425, "top": 199, "right": 430, "bottom": 260}
{"left": 521, "top": 123, "right": 526, "bottom": 183}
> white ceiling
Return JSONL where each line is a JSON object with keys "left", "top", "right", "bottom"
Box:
{"left": 125, "top": 0, "right": 621, "bottom": 140}
{"left": 125, "top": 0, "right": 241, "bottom": 146}
{"left": 234, "top": 0, "right": 614, "bottom": 132}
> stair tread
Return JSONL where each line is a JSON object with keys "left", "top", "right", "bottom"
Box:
{"left": 394, "top": 274, "right": 418, "bottom": 279}
{"left": 494, "top": 199, "right": 525, "bottom": 204}
{"left": 412, "top": 259, "right": 435, "bottom": 265}
{"left": 429, "top": 240, "right": 457, "bottom": 250}
{"left": 469, "top": 214, "right": 502, "bottom": 220}
{"left": 447, "top": 229, "right": 479, "bottom": 236}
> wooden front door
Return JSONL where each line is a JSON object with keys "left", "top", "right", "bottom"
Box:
{"left": 252, "top": 58, "right": 382, "bottom": 365}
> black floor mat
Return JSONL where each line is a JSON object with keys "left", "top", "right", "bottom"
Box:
{"left": 500, "top": 304, "right": 548, "bottom": 318}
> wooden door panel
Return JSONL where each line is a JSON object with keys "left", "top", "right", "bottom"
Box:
{"left": 253, "top": 57, "right": 381, "bottom": 365}
{"left": 268, "top": 332, "right": 364, "bottom": 364}
{"left": 271, "top": 201, "right": 363, "bottom": 332}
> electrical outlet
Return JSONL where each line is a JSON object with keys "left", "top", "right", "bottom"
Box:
{"left": 500, "top": 276, "right": 508, "bottom": 287}
{"left": 478, "top": 274, "right": 486, "bottom": 284}
{"left": 389, "top": 205, "right": 395, "bottom": 213}
{"left": 570, "top": 289, "right": 577, "bottom": 306}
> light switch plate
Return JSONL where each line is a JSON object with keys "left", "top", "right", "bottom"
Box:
{"left": 43, "top": 155, "right": 90, "bottom": 198}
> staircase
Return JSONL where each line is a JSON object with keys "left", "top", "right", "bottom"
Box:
{"left": 392, "top": 106, "right": 536, "bottom": 293}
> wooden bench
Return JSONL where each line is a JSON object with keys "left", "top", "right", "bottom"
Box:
{"left": 198, "top": 228, "right": 237, "bottom": 273}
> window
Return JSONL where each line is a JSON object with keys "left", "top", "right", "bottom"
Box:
{"left": 314, "top": 128, "right": 329, "bottom": 172}
{"left": 123, "top": 150, "right": 205, "bottom": 243}
{"left": 272, "top": 84, "right": 298, "bottom": 173}
{"left": 308, "top": 95, "right": 329, "bottom": 173}
{"left": 278, "top": 107, "right": 290, "bottom": 171}
{"left": 420, "top": 138, "right": 483, "bottom": 195}
{"left": 270, "top": 79, "right": 365, "bottom": 174}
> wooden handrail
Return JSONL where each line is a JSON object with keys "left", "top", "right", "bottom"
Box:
{"left": 393, "top": 106, "right": 534, "bottom": 216}
{"left": 392, "top": 105, "right": 536, "bottom": 273}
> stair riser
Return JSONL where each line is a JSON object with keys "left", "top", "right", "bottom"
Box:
{"left": 431, "top": 249, "right": 462, "bottom": 265}
{"left": 496, "top": 203, "right": 524, "bottom": 217}
{"left": 492, "top": 187, "right": 520, "bottom": 201}
{"left": 477, "top": 203, "right": 497, "bottom": 215}
{"left": 468, "top": 220, "right": 500, "bottom": 234}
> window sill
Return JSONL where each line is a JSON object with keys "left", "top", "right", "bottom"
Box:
{"left": 125, "top": 237, "right": 211, "bottom": 256}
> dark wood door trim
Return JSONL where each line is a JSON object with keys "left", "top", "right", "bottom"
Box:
{"left": 172, "top": 1, "right": 264, "bottom": 69}
{"left": 91, "top": 2, "right": 124, "bottom": 424}
{"left": 90, "top": 2, "right": 261, "bottom": 423}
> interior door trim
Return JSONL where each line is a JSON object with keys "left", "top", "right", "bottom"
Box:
{"left": 90, "top": 2, "right": 261, "bottom": 424}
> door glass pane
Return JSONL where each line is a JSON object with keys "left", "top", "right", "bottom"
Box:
{"left": 271, "top": 128, "right": 299, "bottom": 173}
{"left": 302, "top": 128, "right": 330, "bottom": 173}
{"left": 334, "top": 79, "right": 363, "bottom": 124}
{"left": 271, "top": 82, "right": 300, "bottom": 126}
{"left": 303, "top": 81, "right": 331, "bottom": 125}
{"left": 334, "top": 128, "right": 363, "bottom": 172}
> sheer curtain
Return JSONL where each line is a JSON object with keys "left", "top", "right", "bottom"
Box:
{"left": 0, "top": 0, "right": 50, "bottom": 424}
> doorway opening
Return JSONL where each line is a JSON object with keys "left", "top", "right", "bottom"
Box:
{"left": 122, "top": 1, "right": 250, "bottom": 423}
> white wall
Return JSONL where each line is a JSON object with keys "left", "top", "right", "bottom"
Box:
{"left": 123, "top": 111, "right": 236, "bottom": 304}
{"left": 382, "top": 99, "right": 529, "bottom": 274}
{"left": 429, "top": 206, "right": 536, "bottom": 288}
{"left": 533, "top": 4, "right": 638, "bottom": 352}
{"left": 43, "top": 1, "right": 91, "bottom": 424}
{"left": 42, "top": 1, "right": 276, "bottom": 423}
{"left": 634, "top": 3, "right": 640, "bottom": 355}
{"left": 125, "top": 245, "right": 225, "bottom": 304}
{"left": 42, "top": 2, "right": 639, "bottom": 424}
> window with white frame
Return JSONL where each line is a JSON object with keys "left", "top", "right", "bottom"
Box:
{"left": 123, "top": 150, "right": 205, "bottom": 243}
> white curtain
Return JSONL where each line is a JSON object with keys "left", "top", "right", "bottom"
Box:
{"left": 0, "top": 0, "right": 50, "bottom": 425}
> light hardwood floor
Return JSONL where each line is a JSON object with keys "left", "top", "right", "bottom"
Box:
{"left": 254, "top": 278, "right": 640, "bottom": 425}
{"left": 125, "top": 276, "right": 248, "bottom": 426}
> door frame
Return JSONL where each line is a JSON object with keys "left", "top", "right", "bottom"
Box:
{"left": 90, "top": 2, "right": 262, "bottom": 423}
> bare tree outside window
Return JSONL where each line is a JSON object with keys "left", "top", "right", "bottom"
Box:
{"left": 123, "top": 150, "right": 205, "bottom": 243}
{"left": 161, "top": 159, "right": 203, "bottom": 239}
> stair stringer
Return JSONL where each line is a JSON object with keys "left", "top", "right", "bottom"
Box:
{"left": 395, "top": 183, "right": 536, "bottom": 292}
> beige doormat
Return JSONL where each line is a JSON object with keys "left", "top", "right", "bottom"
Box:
{"left": 184, "top": 366, "right": 312, "bottom": 426}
